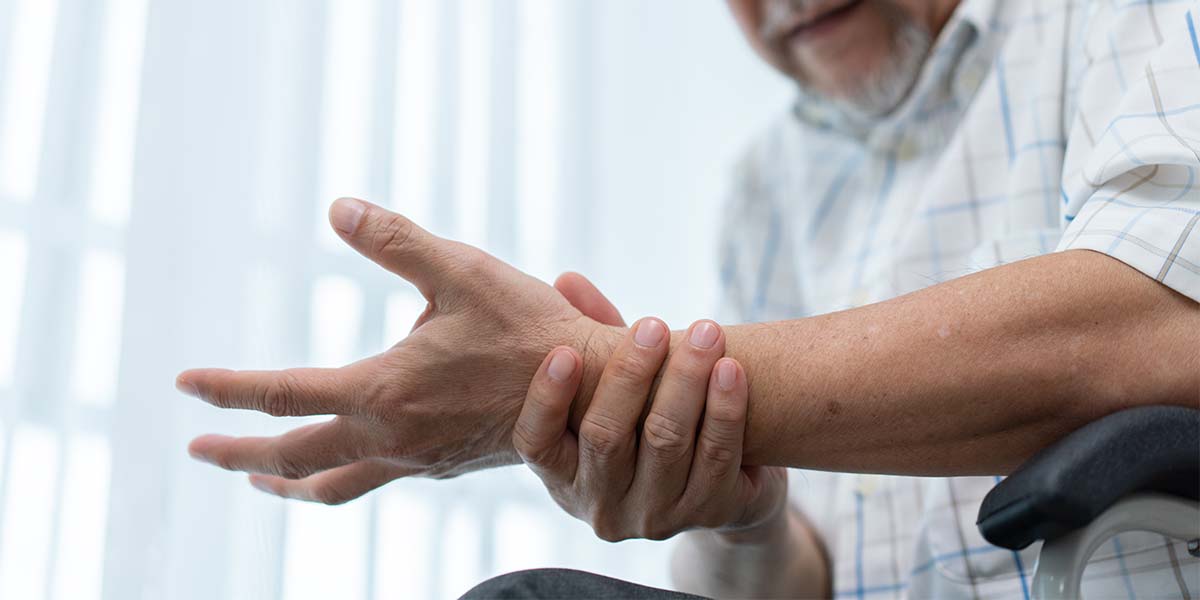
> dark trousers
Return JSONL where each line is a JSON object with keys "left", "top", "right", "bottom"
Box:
{"left": 460, "top": 568, "right": 709, "bottom": 600}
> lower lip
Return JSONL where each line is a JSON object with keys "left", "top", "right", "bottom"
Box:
{"left": 788, "top": 0, "right": 864, "bottom": 44}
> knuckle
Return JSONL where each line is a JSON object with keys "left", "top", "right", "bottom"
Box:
{"left": 667, "top": 362, "right": 709, "bottom": 390}
{"left": 683, "top": 493, "right": 724, "bottom": 526}
{"left": 456, "top": 246, "right": 490, "bottom": 275}
{"left": 311, "top": 481, "right": 354, "bottom": 506}
{"left": 666, "top": 346, "right": 715, "bottom": 382}
{"left": 270, "top": 450, "right": 312, "bottom": 480}
{"left": 698, "top": 437, "right": 738, "bottom": 467}
{"left": 204, "top": 387, "right": 232, "bottom": 409}
{"left": 511, "top": 421, "right": 550, "bottom": 465}
{"left": 638, "top": 516, "right": 677, "bottom": 541}
{"left": 590, "top": 518, "right": 627, "bottom": 543}
{"left": 210, "top": 450, "right": 237, "bottom": 471}
{"left": 360, "top": 376, "right": 404, "bottom": 422}
{"left": 260, "top": 373, "right": 301, "bottom": 417}
{"left": 640, "top": 412, "right": 693, "bottom": 461}
{"left": 372, "top": 214, "right": 416, "bottom": 258}
{"left": 606, "top": 353, "right": 656, "bottom": 386}
{"left": 578, "top": 414, "right": 627, "bottom": 460}
{"left": 705, "top": 401, "right": 747, "bottom": 432}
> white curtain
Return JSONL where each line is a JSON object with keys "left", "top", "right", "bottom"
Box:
{"left": 0, "top": 0, "right": 790, "bottom": 598}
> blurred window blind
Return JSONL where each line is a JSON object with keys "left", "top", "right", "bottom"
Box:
{"left": 0, "top": 0, "right": 684, "bottom": 599}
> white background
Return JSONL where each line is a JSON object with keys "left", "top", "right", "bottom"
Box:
{"left": 0, "top": 0, "right": 791, "bottom": 598}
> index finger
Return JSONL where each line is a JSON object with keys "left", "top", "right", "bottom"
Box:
{"left": 176, "top": 364, "right": 365, "bottom": 416}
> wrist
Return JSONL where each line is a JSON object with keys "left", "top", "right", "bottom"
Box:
{"left": 567, "top": 321, "right": 623, "bottom": 431}
{"left": 568, "top": 323, "right": 696, "bottom": 433}
{"left": 709, "top": 490, "right": 791, "bottom": 547}
{"left": 673, "top": 507, "right": 829, "bottom": 599}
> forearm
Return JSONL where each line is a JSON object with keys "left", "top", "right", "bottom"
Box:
{"left": 575, "top": 250, "right": 1199, "bottom": 474}
{"left": 671, "top": 506, "right": 830, "bottom": 599}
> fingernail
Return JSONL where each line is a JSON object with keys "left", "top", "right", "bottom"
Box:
{"left": 547, "top": 349, "right": 576, "bottom": 382}
{"left": 689, "top": 321, "right": 719, "bottom": 349}
{"left": 330, "top": 197, "right": 366, "bottom": 235}
{"left": 634, "top": 318, "right": 667, "bottom": 348}
{"left": 176, "top": 378, "right": 199, "bottom": 398}
{"left": 716, "top": 359, "right": 737, "bottom": 391}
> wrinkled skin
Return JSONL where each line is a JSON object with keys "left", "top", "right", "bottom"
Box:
{"left": 179, "top": 198, "right": 621, "bottom": 503}
{"left": 514, "top": 313, "right": 789, "bottom": 542}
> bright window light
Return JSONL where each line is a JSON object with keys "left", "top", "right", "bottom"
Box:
{"left": 243, "top": 263, "right": 286, "bottom": 365}
{"left": 440, "top": 504, "right": 484, "bottom": 598}
{"left": 316, "top": 0, "right": 377, "bottom": 251}
{"left": 0, "top": 0, "right": 59, "bottom": 199}
{"left": 51, "top": 434, "right": 111, "bottom": 600}
{"left": 515, "top": 0, "right": 562, "bottom": 280}
{"left": 0, "top": 425, "right": 59, "bottom": 600}
{"left": 281, "top": 500, "right": 369, "bottom": 600}
{"left": 0, "top": 232, "right": 28, "bottom": 387}
{"left": 493, "top": 501, "right": 555, "bottom": 575}
{"left": 455, "top": 2, "right": 492, "bottom": 248}
{"left": 393, "top": 0, "right": 439, "bottom": 230}
{"left": 383, "top": 291, "right": 427, "bottom": 350}
{"left": 70, "top": 250, "right": 126, "bottom": 406}
{"left": 87, "top": 0, "right": 150, "bottom": 225}
{"left": 309, "top": 276, "right": 363, "bottom": 367}
{"left": 374, "top": 491, "right": 435, "bottom": 598}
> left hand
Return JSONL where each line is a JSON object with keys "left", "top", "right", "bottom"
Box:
{"left": 514, "top": 318, "right": 788, "bottom": 542}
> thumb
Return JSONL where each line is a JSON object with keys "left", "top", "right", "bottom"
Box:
{"left": 554, "top": 272, "right": 626, "bottom": 327}
{"left": 513, "top": 347, "right": 582, "bottom": 489}
{"left": 328, "top": 197, "right": 460, "bottom": 298}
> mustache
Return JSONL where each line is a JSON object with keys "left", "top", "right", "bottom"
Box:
{"left": 759, "top": 0, "right": 857, "bottom": 40}
{"left": 759, "top": 0, "right": 913, "bottom": 41}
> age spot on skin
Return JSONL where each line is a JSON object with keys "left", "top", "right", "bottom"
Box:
{"left": 827, "top": 400, "right": 842, "bottom": 417}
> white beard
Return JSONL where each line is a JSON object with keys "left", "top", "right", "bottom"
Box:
{"left": 773, "top": 0, "right": 935, "bottom": 130}
{"left": 833, "top": 10, "right": 932, "bottom": 119}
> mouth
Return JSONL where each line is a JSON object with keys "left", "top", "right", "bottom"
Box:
{"left": 781, "top": 0, "right": 866, "bottom": 44}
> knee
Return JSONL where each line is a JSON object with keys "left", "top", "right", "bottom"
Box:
{"left": 459, "top": 568, "right": 581, "bottom": 599}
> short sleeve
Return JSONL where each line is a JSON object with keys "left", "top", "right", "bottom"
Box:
{"left": 1057, "top": 3, "right": 1200, "bottom": 302}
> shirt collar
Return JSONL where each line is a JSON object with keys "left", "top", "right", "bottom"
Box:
{"left": 790, "top": 0, "right": 1003, "bottom": 155}
{"left": 954, "top": 0, "right": 1000, "bottom": 37}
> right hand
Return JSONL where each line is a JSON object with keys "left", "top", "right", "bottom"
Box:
{"left": 179, "top": 198, "right": 629, "bottom": 503}
{"left": 513, "top": 317, "right": 788, "bottom": 542}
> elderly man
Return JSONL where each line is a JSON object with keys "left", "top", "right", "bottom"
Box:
{"left": 179, "top": 0, "right": 1200, "bottom": 597}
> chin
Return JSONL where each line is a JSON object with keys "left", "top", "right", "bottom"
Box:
{"left": 796, "top": 56, "right": 889, "bottom": 99}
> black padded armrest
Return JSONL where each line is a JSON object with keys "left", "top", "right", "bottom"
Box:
{"left": 976, "top": 405, "right": 1200, "bottom": 550}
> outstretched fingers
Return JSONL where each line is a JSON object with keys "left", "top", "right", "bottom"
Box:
{"left": 248, "top": 460, "right": 410, "bottom": 505}
{"left": 188, "top": 418, "right": 372, "bottom": 479}
{"left": 176, "top": 365, "right": 365, "bottom": 417}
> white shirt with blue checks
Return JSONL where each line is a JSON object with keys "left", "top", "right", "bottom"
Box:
{"left": 717, "top": 0, "right": 1200, "bottom": 597}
